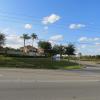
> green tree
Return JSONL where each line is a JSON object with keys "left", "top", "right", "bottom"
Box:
{"left": 20, "top": 34, "right": 30, "bottom": 47}
{"left": 31, "top": 33, "right": 38, "bottom": 47}
{"left": 64, "top": 44, "right": 76, "bottom": 61}
{"left": 53, "top": 45, "right": 65, "bottom": 57}
{"left": 65, "top": 44, "right": 75, "bottom": 56}
{"left": 38, "top": 41, "right": 52, "bottom": 56}
{"left": 0, "top": 33, "right": 5, "bottom": 48}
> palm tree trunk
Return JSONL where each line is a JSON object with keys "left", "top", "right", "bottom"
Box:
{"left": 24, "top": 39, "right": 25, "bottom": 47}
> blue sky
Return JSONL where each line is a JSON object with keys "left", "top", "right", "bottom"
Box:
{"left": 0, "top": 0, "right": 100, "bottom": 55}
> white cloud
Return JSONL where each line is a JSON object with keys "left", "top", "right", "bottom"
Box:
{"left": 42, "top": 14, "right": 60, "bottom": 25}
{"left": 95, "top": 43, "right": 100, "bottom": 46}
{"left": 77, "top": 40, "right": 100, "bottom": 55}
{"left": 24, "top": 24, "right": 32, "bottom": 29}
{"left": 49, "top": 35, "right": 63, "bottom": 41}
{"left": 80, "top": 45, "right": 87, "bottom": 49}
{"left": 1, "top": 28, "right": 10, "bottom": 34}
{"left": 48, "top": 40, "right": 56, "bottom": 46}
{"left": 94, "top": 38, "right": 100, "bottom": 41}
{"left": 78, "top": 37, "right": 100, "bottom": 42}
{"left": 69, "top": 24, "right": 86, "bottom": 29}
{"left": 6, "top": 34, "right": 23, "bottom": 48}
{"left": 78, "top": 37, "right": 88, "bottom": 42}
{"left": 1, "top": 28, "right": 23, "bottom": 48}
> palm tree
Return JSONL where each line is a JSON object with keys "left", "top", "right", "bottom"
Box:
{"left": 0, "top": 33, "right": 5, "bottom": 47}
{"left": 20, "top": 34, "right": 30, "bottom": 47}
{"left": 65, "top": 44, "right": 75, "bottom": 56}
{"left": 31, "top": 33, "right": 37, "bottom": 47}
{"left": 52, "top": 45, "right": 65, "bottom": 58}
{"left": 64, "top": 44, "right": 76, "bottom": 61}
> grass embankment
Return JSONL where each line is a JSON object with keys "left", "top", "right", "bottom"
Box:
{"left": 0, "top": 55, "right": 81, "bottom": 69}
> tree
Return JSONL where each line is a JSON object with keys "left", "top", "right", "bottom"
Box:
{"left": 20, "top": 34, "right": 30, "bottom": 47}
{"left": 38, "top": 41, "right": 52, "bottom": 56}
{"left": 52, "top": 45, "right": 65, "bottom": 57}
{"left": 64, "top": 44, "right": 76, "bottom": 61}
{"left": 0, "top": 33, "right": 5, "bottom": 48}
{"left": 31, "top": 33, "right": 37, "bottom": 47}
{"left": 65, "top": 44, "right": 75, "bottom": 56}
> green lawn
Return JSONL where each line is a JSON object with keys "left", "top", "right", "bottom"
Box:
{"left": 0, "top": 55, "right": 81, "bottom": 69}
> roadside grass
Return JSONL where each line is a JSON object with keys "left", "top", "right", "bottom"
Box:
{"left": 0, "top": 55, "right": 81, "bottom": 69}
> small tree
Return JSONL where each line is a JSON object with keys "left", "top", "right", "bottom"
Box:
{"left": 20, "top": 34, "right": 30, "bottom": 47}
{"left": 0, "top": 33, "right": 5, "bottom": 48}
{"left": 38, "top": 41, "right": 52, "bottom": 56}
{"left": 64, "top": 44, "right": 76, "bottom": 61}
{"left": 53, "top": 45, "right": 65, "bottom": 58}
{"left": 31, "top": 33, "right": 38, "bottom": 47}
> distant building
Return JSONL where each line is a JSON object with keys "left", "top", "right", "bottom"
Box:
{"left": 20, "top": 45, "right": 37, "bottom": 56}
{"left": 37, "top": 48, "right": 45, "bottom": 56}
{"left": 0, "top": 45, "right": 45, "bottom": 56}
{"left": 0, "top": 47, "right": 21, "bottom": 55}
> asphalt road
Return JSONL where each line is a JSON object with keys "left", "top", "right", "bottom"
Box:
{"left": 0, "top": 68, "right": 100, "bottom": 100}
{"left": 84, "top": 66, "right": 100, "bottom": 73}
{"left": 0, "top": 81, "right": 100, "bottom": 100}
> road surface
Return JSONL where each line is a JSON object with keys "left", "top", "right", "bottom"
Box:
{"left": 0, "top": 68, "right": 100, "bottom": 100}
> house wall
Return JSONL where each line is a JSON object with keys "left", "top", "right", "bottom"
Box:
{"left": 7, "top": 50, "right": 22, "bottom": 55}
{"left": 0, "top": 50, "right": 5, "bottom": 54}
{"left": 0, "top": 50, "right": 22, "bottom": 55}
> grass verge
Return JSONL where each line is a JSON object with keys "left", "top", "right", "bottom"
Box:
{"left": 0, "top": 55, "right": 81, "bottom": 69}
